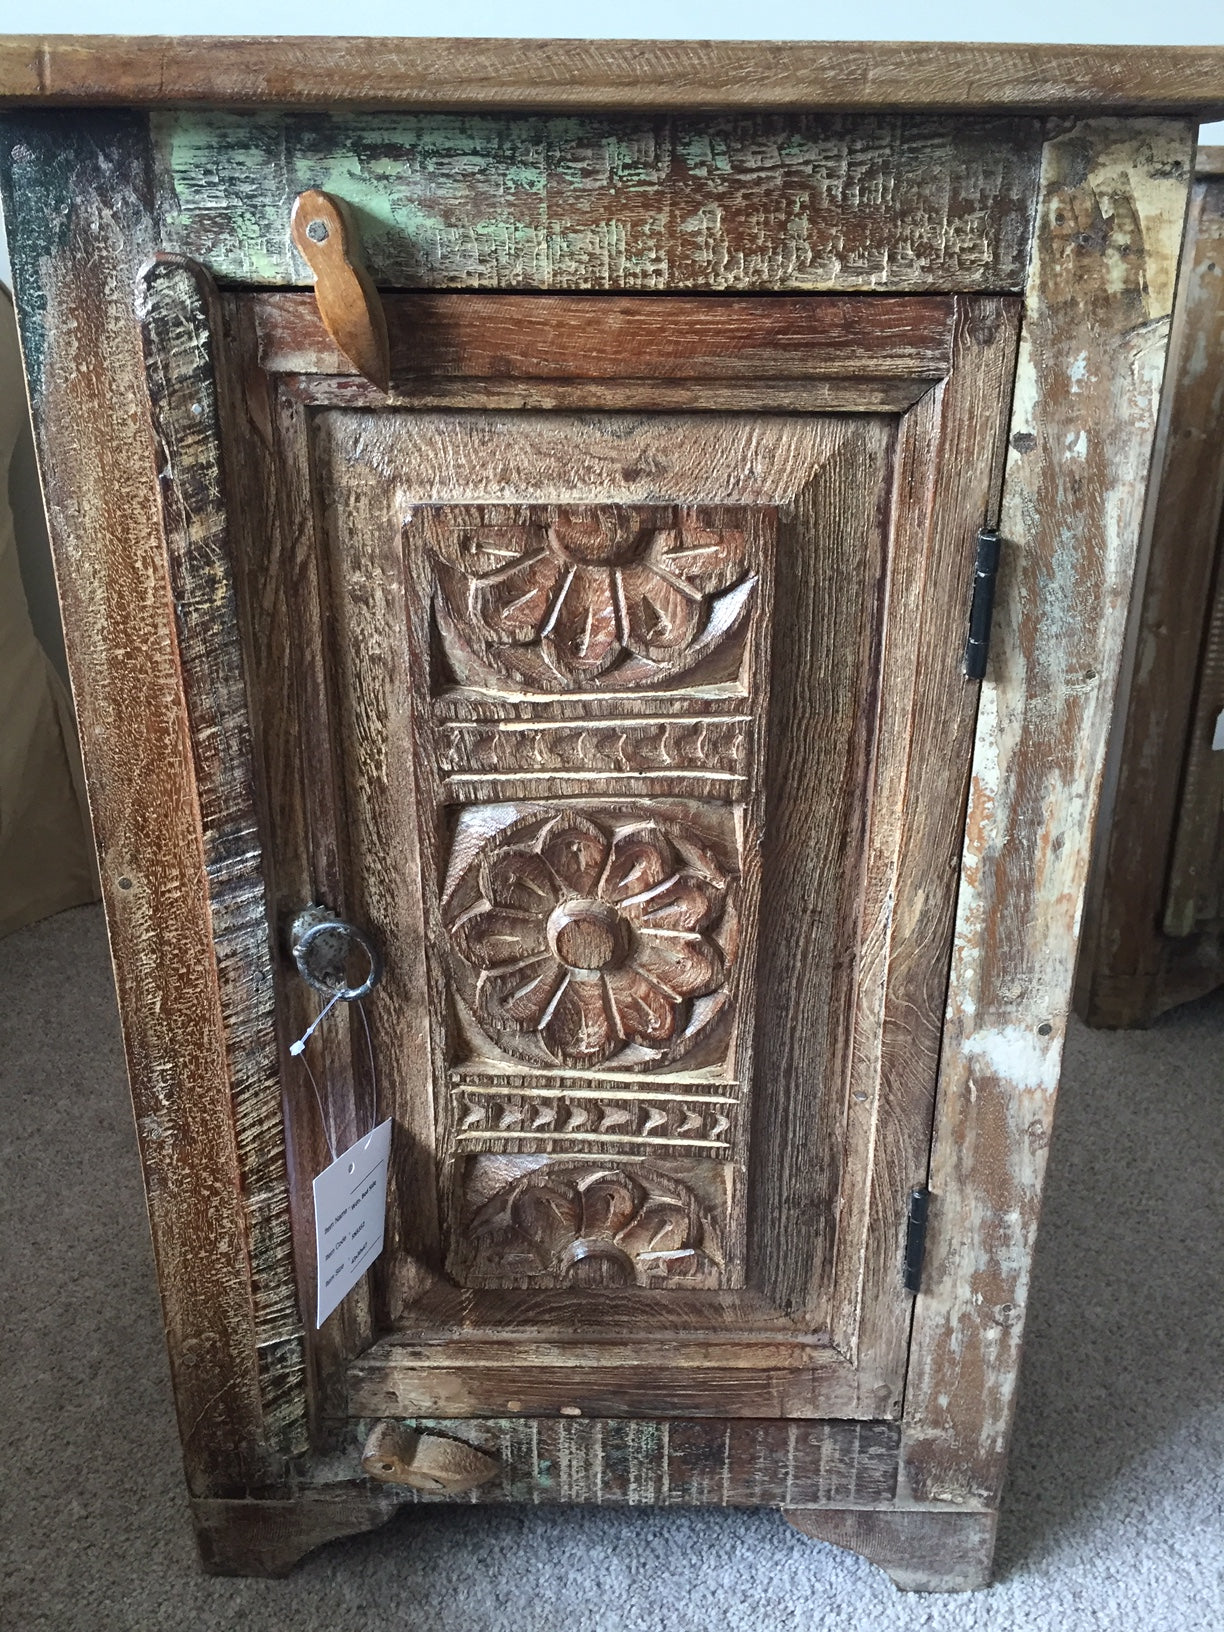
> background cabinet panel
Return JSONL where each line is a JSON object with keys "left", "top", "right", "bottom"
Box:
{"left": 1077, "top": 147, "right": 1224, "bottom": 1028}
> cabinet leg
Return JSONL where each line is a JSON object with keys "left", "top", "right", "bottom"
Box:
{"left": 783, "top": 1506, "right": 998, "bottom": 1592}
{"left": 191, "top": 1486, "right": 404, "bottom": 1577}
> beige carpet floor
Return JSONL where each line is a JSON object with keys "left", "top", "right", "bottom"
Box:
{"left": 1, "top": 903, "right": 1221, "bottom": 1630}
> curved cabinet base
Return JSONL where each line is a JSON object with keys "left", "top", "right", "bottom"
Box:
{"left": 191, "top": 1488, "right": 404, "bottom": 1578}
{"left": 784, "top": 1506, "right": 998, "bottom": 1592}
{"left": 192, "top": 1488, "right": 999, "bottom": 1588}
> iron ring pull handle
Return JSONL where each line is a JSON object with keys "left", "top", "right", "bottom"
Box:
{"left": 289, "top": 904, "right": 384, "bottom": 1001}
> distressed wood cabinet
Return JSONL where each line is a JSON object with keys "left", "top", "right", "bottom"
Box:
{"left": 3, "top": 35, "right": 1221, "bottom": 1593}
{"left": 1078, "top": 146, "right": 1224, "bottom": 1029}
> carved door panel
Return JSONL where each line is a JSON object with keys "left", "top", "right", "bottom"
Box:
{"left": 231, "top": 292, "right": 1019, "bottom": 1425}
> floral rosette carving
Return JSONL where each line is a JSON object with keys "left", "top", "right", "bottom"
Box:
{"left": 444, "top": 808, "right": 738, "bottom": 1070}
{"left": 464, "top": 1162, "right": 723, "bottom": 1289}
{"left": 426, "top": 505, "right": 757, "bottom": 691}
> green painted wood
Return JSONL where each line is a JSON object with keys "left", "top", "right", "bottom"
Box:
{"left": 0, "top": 110, "right": 99, "bottom": 399}
{"left": 150, "top": 110, "right": 1044, "bottom": 293}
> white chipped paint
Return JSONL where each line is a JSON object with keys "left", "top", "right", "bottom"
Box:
{"left": 967, "top": 1025, "right": 1061, "bottom": 1096}
{"left": 907, "top": 120, "right": 1196, "bottom": 1496}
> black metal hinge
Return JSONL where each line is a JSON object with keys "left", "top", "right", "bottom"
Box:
{"left": 963, "top": 528, "right": 1001, "bottom": 681}
{"left": 903, "top": 1186, "right": 930, "bottom": 1294}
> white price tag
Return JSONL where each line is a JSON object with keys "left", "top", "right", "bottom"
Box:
{"left": 312, "top": 1118, "right": 392, "bottom": 1328}
{"left": 1212, "top": 707, "right": 1224, "bottom": 752}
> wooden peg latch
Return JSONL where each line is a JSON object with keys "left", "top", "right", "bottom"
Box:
{"left": 290, "top": 189, "right": 391, "bottom": 392}
{"left": 361, "top": 1421, "right": 500, "bottom": 1493}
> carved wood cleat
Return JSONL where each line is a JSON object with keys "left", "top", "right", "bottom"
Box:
{"left": 361, "top": 1422, "right": 500, "bottom": 1493}
{"left": 290, "top": 189, "right": 391, "bottom": 391}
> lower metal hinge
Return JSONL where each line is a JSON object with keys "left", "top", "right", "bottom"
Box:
{"left": 963, "top": 528, "right": 1001, "bottom": 680}
{"left": 903, "top": 1186, "right": 931, "bottom": 1294}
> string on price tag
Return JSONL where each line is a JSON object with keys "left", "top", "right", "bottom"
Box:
{"left": 287, "top": 910, "right": 391, "bottom": 1327}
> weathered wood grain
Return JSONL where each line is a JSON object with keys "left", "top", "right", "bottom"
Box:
{"left": 1076, "top": 166, "right": 1224, "bottom": 1025}
{"left": 0, "top": 110, "right": 298, "bottom": 1498}
{"left": 150, "top": 110, "right": 1044, "bottom": 293}
{"left": 217, "top": 301, "right": 384, "bottom": 1441}
{"left": 318, "top": 410, "right": 800, "bottom": 1318}
{"left": 2, "top": 36, "right": 1223, "bottom": 114}
{"left": 284, "top": 375, "right": 934, "bottom": 415}
{"left": 305, "top": 399, "right": 447, "bottom": 1334}
{"left": 749, "top": 300, "right": 1020, "bottom": 1422}
{"left": 784, "top": 1507, "right": 998, "bottom": 1593}
{"left": 748, "top": 420, "right": 893, "bottom": 1332}
{"left": 310, "top": 309, "right": 1018, "bottom": 1425}
{"left": 2, "top": 91, "right": 1190, "bottom": 1589}
{"left": 136, "top": 255, "right": 308, "bottom": 1460}
{"left": 192, "top": 1487, "right": 402, "bottom": 1577}
{"left": 358, "top": 1292, "right": 827, "bottom": 1342}
{"left": 829, "top": 296, "right": 1019, "bottom": 1401}
{"left": 1166, "top": 542, "right": 1224, "bottom": 932}
{"left": 193, "top": 1408, "right": 902, "bottom": 1568}
{"left": 350, "top": 1363, "right": 848, "bottom": 1419}
{"left": 347, "top": 1318, "right": 868, "bottom": 1418}
{"left": 318, "top": 408, "right": 793, "bottom": 1311}
{"left": 903, "top": 117, "right": 1196, "bottom": 1508}
{"left": 352, "top": 1417, "right": 901, "bottom": 1506}
{"left": 250, "top": 292, "right": 956, "bottom": 383}
{"left": 297, "top": 284, "right": 1021, "bottom": 1431}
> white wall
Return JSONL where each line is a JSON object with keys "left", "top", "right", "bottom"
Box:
{"left": 2, "top": 1, "right": 1222, "bottom": 42}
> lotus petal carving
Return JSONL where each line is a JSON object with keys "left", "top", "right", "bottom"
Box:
{"left": 466, "top": 1162, "right": 723, "bottom": 1289}
{"left": 446, "top": 809, "right": 736, "bottom": 1069}
{"left": 426, "top": 506, "right": 757, "bottom": 691}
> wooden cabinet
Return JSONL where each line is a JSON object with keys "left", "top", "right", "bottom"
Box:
{"left": 2, "top": 35, "right": 1221, "bottom": 1593}
{"left": 1078, "top": 147, "right": 1224, "bottom": 1028}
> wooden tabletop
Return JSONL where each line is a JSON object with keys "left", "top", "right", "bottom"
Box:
{"left": 0, "top": 35, "right": 1222, "bottom": 113}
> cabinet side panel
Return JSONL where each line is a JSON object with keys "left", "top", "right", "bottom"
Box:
{"left": 903, "top": 116, "right": 1196, "bottom": 1505}
{"left": 0, "top": 111, "right": 291, "bottom": 1494}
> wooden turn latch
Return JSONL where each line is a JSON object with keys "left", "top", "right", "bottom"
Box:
{"left": 361, "top": 1421, "right": 500, "bottom": 1493}
{"left": 290, "top": 188, "right": 391, "bottom": 392}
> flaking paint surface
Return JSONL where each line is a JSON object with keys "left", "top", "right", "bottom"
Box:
{"left": 149, "top": 109, "right": 1043, "bottom": 293}
{"left": 904, "top": 116, "right": 1195, "bottom": 1507}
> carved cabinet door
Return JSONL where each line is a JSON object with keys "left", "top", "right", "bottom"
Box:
{"left": 227, "top": 290, "right": 1019, "bottom": 1429}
